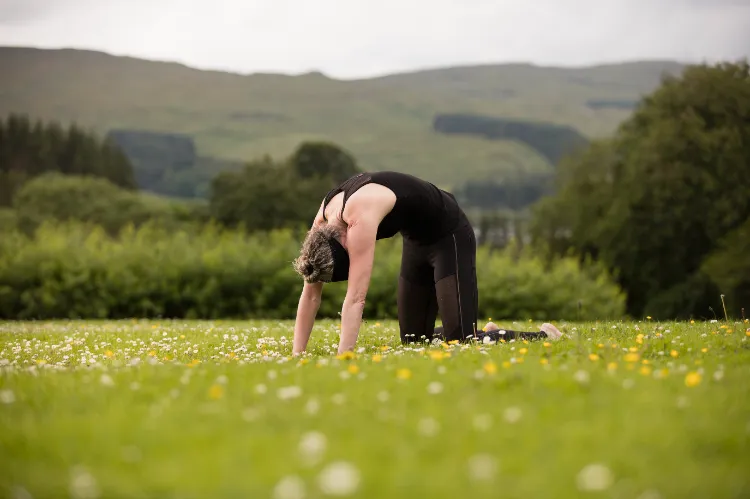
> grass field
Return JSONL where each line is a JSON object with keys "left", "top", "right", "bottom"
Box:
{"left": 1, "top": 319, "right": 749, "bottom": 499}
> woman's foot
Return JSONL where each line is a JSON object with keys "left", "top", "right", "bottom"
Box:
{"left": 540, "top": 323, "right": 562, "bottom": 340}
{"left": 483, "top": 322, "right": 499, "bottom": 332}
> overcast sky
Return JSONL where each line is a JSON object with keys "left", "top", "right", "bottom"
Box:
{"left": 1, "top": 0, "right": 748, "bottom": 78}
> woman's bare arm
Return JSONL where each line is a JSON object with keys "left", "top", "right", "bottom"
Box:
{"left": 293, "top": 281, "right": 323, "bottom": 354}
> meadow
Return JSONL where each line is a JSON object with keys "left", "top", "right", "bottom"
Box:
{"left": 1, "top": 318, "right": 749, "bottom": 499}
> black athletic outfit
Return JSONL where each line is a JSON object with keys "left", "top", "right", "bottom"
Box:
{"left": 322, "top": 171, "right": 547, "bottom": 344}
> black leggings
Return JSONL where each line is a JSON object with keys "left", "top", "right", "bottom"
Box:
{"left": 397, "top": 214, "right": 547, "bottom": 344}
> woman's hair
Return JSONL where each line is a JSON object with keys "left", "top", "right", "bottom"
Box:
{"left": 292, "top": 224, "right": 343, "bottom": 283}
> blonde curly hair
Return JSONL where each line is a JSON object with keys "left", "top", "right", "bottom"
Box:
{"left": 292, "top": 224, "right": 343, "bottom": 283}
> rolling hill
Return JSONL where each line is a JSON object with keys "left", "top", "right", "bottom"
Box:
{"left": 0, "top": 47, "right": 685, "bottom": 191}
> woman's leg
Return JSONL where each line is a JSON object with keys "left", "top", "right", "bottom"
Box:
{"left": 397, "top": 238, "right": 439, "bottom": 344}
{"left": 432, "top": 220, "right": 480, "bottom": 342}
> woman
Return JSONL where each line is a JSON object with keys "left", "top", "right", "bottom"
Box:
{"left": 291, "top": 171, "right": 562, "bottom": 355}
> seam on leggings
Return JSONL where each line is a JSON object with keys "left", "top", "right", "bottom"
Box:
{"left": 452, "top": 233, "right": 466, "bottom": 339}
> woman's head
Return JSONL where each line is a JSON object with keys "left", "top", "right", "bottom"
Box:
{"left": 293, "top": 224, "right": 349, "bottom": 283}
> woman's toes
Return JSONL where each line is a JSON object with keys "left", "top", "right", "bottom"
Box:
{"left": 540, "top": 323, "right": 562, "bottom": 340}
{"left": 483, "top": 321, "right": 499, "bottom": 332}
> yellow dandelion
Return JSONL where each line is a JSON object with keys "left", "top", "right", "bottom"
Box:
{"left": 670, "top": 350, "right": 679, "bottom": 358}
{"left": 646, "top": 316, "right": 652, "bottom": 320}
{"left": 540, "top": 358, "right": 549, "bottom": 365}
{"left": 347, "top": 364, "right": 360, "bottom": 374}
{"left": 690, "top": 320, "right": 695, "bottom": 324}
{"left": 448, "top": 340, "right": 460, "bottom": 345}
{"left": 746, "top": 329, "right": 750, "bottom": 337}
{"left": 380, "top": 346, "right": 391, "bottom": 352}
{"left": 685, "top": 371, "right": 701, "bottom": 387}
{"left": 372, "top": 354, "right": 382, "bottom": 363}
{"left": 543, "top": 342, "right": 551, "bottom": 348}
{"left": 396, "top": 368, "right": 412, "bottom": 380}
{"left": 639, "top": 366, "right": 652, "bottom": 376}
{"left": 163, "top": 355, "right": 172, "bottom": 361}
{"left": 636, "top": 334, "right": 644, "bottom": 344}
{"left": 148, "top": 350, "right": 156, "bottom": 357}
{"left": 336, "top": 351, "right": 356, "bottom": 360}
{"left": 611, "top": 343, "right": 618, "bottom": 348}
{"left": 516, "top": 357, "right": 524, "bottom": 364}
{"left": 375, "top": 322, "right": 381, "bottom": 326}
{"left": 502, "top": 361, "right": 511, "bottom": 369}
{"left": 624, "top": 353, "right": 640, "bottom": 363}
{"left": 208, "top": 384, "right": 224, "bottom": 399}
{"left": 720, "top": 325, "right": 727, "bottom": 329}
{"left": 641, "top": 359, "right": 650, "bottom": 365}
{"left": 607, "top": 362, "right": 617, "bottom": 371}
{"left": 428, "top": 351, "right": 446, "bottom": 361}
{"left": 483, "top": 362, "right": 498, "bottom": 374}
{"left": 701, "top": 347, "right": 708, "bottom": 353}
{"left": 104, "top": 350, "right": 114, "bottom": 358}
{"left": 35, "top": 359, "right": 47, "bottom": 365}
{"left": 519, "top": 348, "right": 528, "bottom": 355}
{"left": 726, "top": 330, "right": 732, "bottom": 334}
{"left": 628, "top": 347, "right": 638, "bottom": 353}
{"left": 298, "top": 358, "right": 310, "bottom": 365}
{"left": 659, "top": 368, "right": 669, "bottom": 377}
{"left": 187, "top": 359, "right": 201, "bottom": 367}
{"left": 180, "top": 335, "right": 185, "bottom": 339}
{"left": 597, "top": 343, "right": 604, "bottom": 348}
{"left": 589, "top": 353, "right": 599, "bottom": 361}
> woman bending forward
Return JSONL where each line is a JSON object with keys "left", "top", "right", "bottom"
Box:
{"left": 291, "top": 171, "right": 561, "bottom": 355}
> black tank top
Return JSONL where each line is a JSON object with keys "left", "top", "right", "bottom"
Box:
{"left": 322, "top": 171, "right": 461, "bottom": 242}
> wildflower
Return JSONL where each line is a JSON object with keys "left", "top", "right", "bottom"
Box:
{"left": 69, "top": 465, "right": 100, "bottom": 499}
{"left": 396, "top": 368, "right": 412, "bottom": 380}
{"left": 299, "top": 431, "right": 327, "bottom": 466}
{"left": 467, "top": 454, "right": 498, "bottom": 482}
{"left": 371, "top": 354, "right": 382, "bottom": 363}
{"left": 670, "top": 350, "right": 679, "bottom": 358}
{"left": 104, "top": 350, "right": 114, "bottom": 358}
{"left": 208, "top": 384, "right": 224, "bottom": 399}
{"left": 639, "top": 366, "right": 652, "bottom": 376}
{"left": 427, "top": 381, "right": 443, "bottom": 395}
{"left": 589, "top": 354, "right": 599, "bottom": 361}
{"left": 624, "top": 353, "right": 640, "bottom": 362}
{"left": 685, "top": 372, "right": 701, "bottom": 387}
{"left": 347, "top": 365, "right": 359, "bottom": 375}
{"left": 577, "top": 463, "right": 614, "bottom": 491}
{"left": 0, "top": 389, "right": 15, "bottom": 404}
{"left": 277, "top": 386, "right": 303, "bottom": 400}
{"left": 504, "top": 406, "right": 522, "bottom": 423}
{"left": 540, "top": 358, "right": 549, "bottom": 365}
{"left": 274, "top": 476, "right": 305, "bottom": 499}
{"left": 607, "top": 362, "right": 617, "bottom": 372}
{"left": 574, "top": 370, "right": 590, "bottom": 384}
{"left": 318, "top": 461, "right": 360, "bottom": 496}
{"left": 379, "top": 346, "right": 390, "bottom": 352}
{"left": 428, "top": 351, "right": 446, "bottom": 361}
{"left": 502, "top": 361, "right": 511, "bottom": 369}
{"left": 646, "top": 316, "right": 652, "bottom": 320}
{"left": 636, "top": 334, "right": 644, "bottom": 344}
{"left": 336, "top": 351, "right": 355, "bottom": 360}
{"left": 418, "top": 417, "right": 440, "bottom": 437}
{"left": 543, "top": 342, "right": 551, "bottom": 348}
{"left": 701, "top": 347, "right": 708, "bottom": 353}
{"left": 519, "top": 348, "right": 528, "bottom": 355}
{"left": 483, "top": 362, "right": 497, "bottom": 375}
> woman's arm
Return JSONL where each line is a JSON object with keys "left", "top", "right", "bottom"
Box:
{"left": 292, "top": 199, "right": 327, "bottom": 355}
{"left": 338, "top": 216, "right": 379, "bottom": 354}
{"left": 293, "top": 281, "right": 323, "bottom": 355}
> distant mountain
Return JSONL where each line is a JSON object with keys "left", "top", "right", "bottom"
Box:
{"left": 0, "top": 47, "right": 686, "bottom": 191}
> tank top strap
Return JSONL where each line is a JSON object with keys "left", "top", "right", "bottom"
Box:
{"left": 321, "top": 173, "right": 372, "bottom": 222}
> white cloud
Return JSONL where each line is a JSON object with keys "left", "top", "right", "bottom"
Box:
{"left": 0, "top": 0, "right": 748, "bottom": 78}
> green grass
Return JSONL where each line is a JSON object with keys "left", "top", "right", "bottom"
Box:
{"left": 0, "top": 47, "right": 686, "bottom": 188}
{"left": 1, "top": 319, "right": 748, "bottom": 498}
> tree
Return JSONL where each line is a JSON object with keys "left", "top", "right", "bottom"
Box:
{"left": 531, "top": 60, "right": 750, "bottom": 318}
{"left": 0, "top": 113, "right": 136, "bottom": 206}
{"left": 289, "top": 141, "right": 360, "bottom": 184}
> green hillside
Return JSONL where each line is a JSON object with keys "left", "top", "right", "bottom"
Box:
{"left": 0, "top": 47, "right": 685, "bottom": 189}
